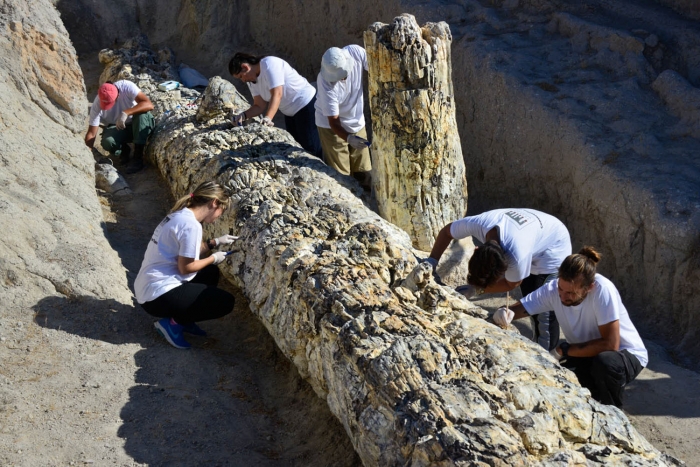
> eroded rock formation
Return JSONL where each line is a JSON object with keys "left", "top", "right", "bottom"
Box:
{"left": 365, "top": 15, "right": 468, "bottom": 251}
{"left": 99, "top": 42, "right": 681, "bottom": 466}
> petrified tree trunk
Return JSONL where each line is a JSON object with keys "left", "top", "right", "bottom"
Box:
{"left": 364, "top": 14, "right": 468, "bottom": 251}
{"left": 100, "top": 43, "right": 678, "bottom": 467}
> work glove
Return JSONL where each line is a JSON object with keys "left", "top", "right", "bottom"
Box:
{"left": 348, "top": 134, "right": 371, "bottom": 150}
{"left": 232, "top": 111, "right": 246, "bottom": 126}
{"left": 261, "top": 116, "right": 274, "bottom": 127}
{"left": 549, "top": 347, "right": 563, "bottom": 362}
{"left": 422, "top": 257, "right": 438, "bottom": 271}
{"left": 214, "top": 234, "right": 239, "bottom": 247}
{"left": 455, "top": 284, "right": 480, "bottom": 300}
{"left": 420, "top": 257, "right": 445, "bottom": 285}
{"left": 211, "top": 251, "right": 228, "bottom": 265}
{"left": 116, "top": 111, "right": 128, "bottom": 130}
{"left": 492, "top": 306, "right": 514, "bottom": 328}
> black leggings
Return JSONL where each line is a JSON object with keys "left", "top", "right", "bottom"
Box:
{"left": 521, "top": 273, "right": 560, "bottom": 350}
{"left": 562, "top": 349, "right": 643, "bottom": 407}
{"left": 140, "top": 265, "right": 234, "bottom": 325}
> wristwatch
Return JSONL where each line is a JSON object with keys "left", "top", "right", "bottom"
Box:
{"left": 560, "top": 342, "right": 570, "bottom": 358}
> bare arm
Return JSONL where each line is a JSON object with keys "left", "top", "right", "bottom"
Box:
{"left": 560, "top": 320, "right": 620, "bottom": 357}
{"left": 124, "top": 92, "right": 154, "bottom": 116}
{"left": 429, "top": 223, "right": 455, "bottom": 262}
{"left": 328, "top": 115, "right": 349, "bottom": 141}
{"left": 84, "top": 125, "right": 99, "bottom": 148}
{"left": 243, "top": 95, "right": 269, "bottom": 119}
{"left": 508, "top": 301, "right": 530, "bottom": 320}
{"left": 177, "top": 254, "right": 215, "bottom": 275}
{"left": 265, "top": 85, "right": 283, "bottom": 120}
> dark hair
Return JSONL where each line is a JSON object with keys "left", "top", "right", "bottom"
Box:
{"left": 170, "top": 181, "right": 230, "bottom": 214}
{"left": 228, "top": 52, "right": 264, "bottom": 76}
{"left": 467, "top": 240, "right": 508, "bottom": 288}
{"left": 558, "top": 246, "right": 601, "bottom": 288}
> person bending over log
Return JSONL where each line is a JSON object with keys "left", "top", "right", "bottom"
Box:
{"left": 84, "top": 80, "right": 155, "bottom": 173}
{"left": 229, "top": 52, "right": 322, "bottom": 159}
{"left": 493, "top": 247, "right": 647, "bottom": 408}
{"left": 134, "top": 182, "right": 237, "bottom": 349}
{"left": 426, "top": 208, "right": 571, "bottom": 350}
{"left": 314, "top": 45, "right": 372, "bottom": 189}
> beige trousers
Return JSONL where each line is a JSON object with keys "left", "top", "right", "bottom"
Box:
{"left": 317, "top": 126, "right": 372, "bottom": 176}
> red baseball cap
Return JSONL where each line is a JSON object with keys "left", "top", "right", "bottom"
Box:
{"left": 98, "top": 83, "right": 118, "bottom": 110}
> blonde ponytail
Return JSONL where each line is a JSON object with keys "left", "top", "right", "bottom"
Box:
{"left": 170, "top": 181, "right": 230, "bottom": 213}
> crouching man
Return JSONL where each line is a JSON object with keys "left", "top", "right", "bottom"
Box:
{"left": 494, "top": 246, "right": 647, "bottom": 408}
{"left": 85, "top": 80, "right": 155, "bottom": 173}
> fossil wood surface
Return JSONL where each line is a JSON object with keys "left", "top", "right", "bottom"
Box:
{"left": 97, "top": 39, "right": 680, "bottom": 467}
{"left": 365, "top": 14, "right": 468, "bottom": 251}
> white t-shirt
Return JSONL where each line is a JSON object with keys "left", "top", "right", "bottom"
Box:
{"left": 521, "top": 274, "right": 648, "bottom": 366}
{"left": 450, "top": 209, "right": 571, "bottom": 282}
{"left": 134, "top": 208, "right": 202, "bottom": 304}
{"left": 247, "top": 56, "right": 315, "bottom": 117}
{"left": 89, "top": 80, "right": 140, "bottom": 126}
{"left": 314, "top": 45, "right": 368, "bottom": 133}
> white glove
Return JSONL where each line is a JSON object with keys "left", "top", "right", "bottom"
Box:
{"left": 232, "top": 111, "right": 247, "bottom": 126}
{"left": 214, "top": 234, "right": 239, "bottom": 246}
{"left": 261, "top": 116, "right": 274, "bottom": 127}
{"left": 348, "top": 134, "right": 371, "bottom": 150}
{"left": 423, "top": 257, "right": 438, "bottom": 271}
{"left": 211, "top": 251, "right": 227, "bottom": 265}
{"left": 116, "top": 111, "right": 128, "bottom": 130}
{"left": 455, "top": 284, "right": 480, "bottom": 300}
{"left": 549, "top": 347, "right": 563, "bottom": 361}
{"left": 493, "top": 306, "right": 514, "bottom": 328}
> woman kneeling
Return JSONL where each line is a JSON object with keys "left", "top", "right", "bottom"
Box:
{"left": 134, "top": 181, "right": 237, "bottom": 349}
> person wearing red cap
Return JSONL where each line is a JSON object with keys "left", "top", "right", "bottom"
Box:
{"left": 84, "top": 80, "right": 155, "bottom": 173}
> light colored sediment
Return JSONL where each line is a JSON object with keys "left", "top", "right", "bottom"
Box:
{"left": 98, "top": 41, "right": 682, "bottom": 466}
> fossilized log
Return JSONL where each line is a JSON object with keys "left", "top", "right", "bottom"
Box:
{"left": 100, "top": 43, "right": 679, "bottom": 466}
{"left": 365, "top": 14, "right": 468, "bottom": 251}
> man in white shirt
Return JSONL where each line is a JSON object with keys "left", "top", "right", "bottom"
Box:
{"left": 314, "top": 46, "right": 372, "bottom": 189}
{"left": 493, "top": 246, "right": 647, "bottom": 408}
{"left": 229, "top": 53, "right": 322, "bottom": 159}
{"left": 426, "top": 208, "right": 571, "bottom": 350}
{"left": 84, "top": 80, "right": 155, "bottom": 173}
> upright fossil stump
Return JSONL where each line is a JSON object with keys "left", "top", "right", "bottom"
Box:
{"left": 98, "top": 40, "right": 679, "bottom": 467}
{"left": 365, "top": 14, "right": 468, "bottom": 251}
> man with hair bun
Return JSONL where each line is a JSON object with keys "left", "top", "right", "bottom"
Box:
{"left": 494, "top": 246, "right": 648, "bottom": 407}
{"left": 426, "top": 208, "right": 571, "bottom": 350}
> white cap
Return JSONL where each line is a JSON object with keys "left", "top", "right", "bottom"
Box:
{"left": 321, "top": 47, "right": 353, "bottom": 83}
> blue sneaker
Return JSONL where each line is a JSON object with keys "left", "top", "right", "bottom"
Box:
{"left": 181, "top": 322, "right": 207, "bottom": 337}
{"left": 154, "top": 318, "right": 191, "bottom": 349}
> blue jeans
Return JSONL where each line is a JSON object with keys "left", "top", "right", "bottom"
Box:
{"left": 285, "top": 96, "right": 323, "bottom": 159}
{"left": 521, "top": 273, "right": 560, "bottom": 350}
